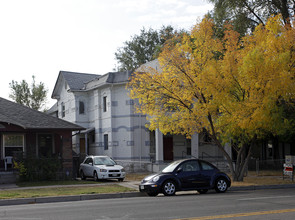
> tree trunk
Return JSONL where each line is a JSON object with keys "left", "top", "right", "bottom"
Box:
{"left": 212, "top": 136, "right": 256, "bottom": 182}
{"left": 207, "top": 114, "right": 256, "bottom": 182}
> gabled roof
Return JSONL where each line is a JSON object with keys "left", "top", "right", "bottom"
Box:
{"left": 61, "top": 71, "right": 100, "bottom": 90}
{"left": 106, "top": 71, "right": 133, "bottom": 83}
{"left": 51, "top": 71, "right": 100, "bottom": 98}
{"left": 0, "top": 97, "right": 84, "bottom": 130}
{"left": 84, "top": 71, "right": 133, "bottom": 90}
{"left": 136, "top": 59, "right": 160, "bottom": 72}
{"left": 46, "top": 102, "right": 58, "bottom": 114}
{"left": 52, "top": 71, "right": 133, "bottom": 98}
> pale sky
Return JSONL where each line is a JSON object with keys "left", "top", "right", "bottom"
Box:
{"left": 0, "top": 0, "right": 213, "bottom": 107}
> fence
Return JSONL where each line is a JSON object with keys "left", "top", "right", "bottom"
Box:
{"left": 75, "top": 156, "right": 286, "bottom": 176}
{"left": 248, "top": 159, "right": 285, "bottom": 174}
{"left": 116, "top": 160, "right": 152, "bottom": 173}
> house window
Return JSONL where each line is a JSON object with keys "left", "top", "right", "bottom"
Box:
{"left": 3, "top": 134, "right": 24, "bottom": 158}
{"left": 104, "top": 134, "right": 108, "bottom": 150}
{"left": 126, "top": 99, "right": 134, "bottom": 105}
{"left": 103, "top": 96, "right": 107, "bottom": 112}
{"left": 79, "top": 101, "right": 85, "bottom": 114}
{"left": 61, "top": 102, "right": 65, "bottom": 118}
{"left": 38, "top": 134, "right": 53, "bottom": 158}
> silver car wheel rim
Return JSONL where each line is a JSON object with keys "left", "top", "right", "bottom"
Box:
{"left": 164, "top": 182, "right": 175, "bottom": 194}
{"left": 217, "top": 179, "right": 227, "bottom": 191}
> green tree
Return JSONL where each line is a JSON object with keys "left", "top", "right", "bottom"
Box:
{"left": 115, "top": 26, "right": 183, "bottom": 71}
{"left": 9, "top": 75, "right": 48, "bottom": 111}
{"left": 128, "top": 16, "right": 295, "bottom": 181}
{"left": 208, "top": 0, "right": 295, "bottom": 36}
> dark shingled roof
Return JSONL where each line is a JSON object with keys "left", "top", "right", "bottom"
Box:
{"left": 61, "top": 71, "right": 100, "bottom": 90}
{"left": 0, "top": 97, "right": 84, "bottom": 130}
{"left": 106, "top": 71, "right": 133, "bottom": 83}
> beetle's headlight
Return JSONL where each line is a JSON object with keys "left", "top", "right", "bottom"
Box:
{"left": 152, "top": 176, "right": 159, "bottom": 182}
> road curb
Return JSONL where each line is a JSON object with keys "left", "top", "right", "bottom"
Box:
{"left": 229, "top": 184, "right": 295, "bottom": 191}
{"left": 0, "top": 192, "right": 146, "bottom": 206}
{"left": 0, "top": 184, "right": 294, "bottom": 206}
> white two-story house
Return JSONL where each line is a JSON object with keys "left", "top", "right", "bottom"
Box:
{"left": 50, "top": 68, "right": 229, "bottom": 171}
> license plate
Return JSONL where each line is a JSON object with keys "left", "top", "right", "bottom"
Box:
{"left": 109, "top": 174, "right": 119, "bottom": 177}
{"left": 140, "top": 185, "right": 144, "bottom": 190}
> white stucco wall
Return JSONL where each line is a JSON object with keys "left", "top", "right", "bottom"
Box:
{"left": 173, "top": 135, "right": 189, "bottom": 160}
{"left": 53, "top": 72, "right": 207, "bottom": 163}
{"left": 66, "top": 84, "right": 151, "bottom": 161}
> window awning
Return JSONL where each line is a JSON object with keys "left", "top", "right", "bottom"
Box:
{"left": 81, "top": 127, "right": 95, "bottom": 134}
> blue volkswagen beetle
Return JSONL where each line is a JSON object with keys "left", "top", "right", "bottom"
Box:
{"left": 139, "top": 159, "right": 231, "bottom": 196}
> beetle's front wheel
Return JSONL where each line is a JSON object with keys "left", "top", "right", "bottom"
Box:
{"left": 162, "top": 180, "right": 176, "bottom": 196}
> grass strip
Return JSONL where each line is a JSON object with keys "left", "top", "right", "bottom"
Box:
{"left": 16, "top": 180, "right": 99, "bottom": 187}
{"left": 0, "top": 185, "right": 135, "bottom": 199}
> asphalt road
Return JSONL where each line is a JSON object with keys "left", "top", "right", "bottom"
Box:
{"left": 0, "top": 188, "right": 294, "bottom": 220}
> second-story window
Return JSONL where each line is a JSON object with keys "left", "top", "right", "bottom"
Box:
{"left": 79, "top": 101, "right": 85, "bottom": 114}
{"left": 104, "top": 134, "right": 108, "bottom": 150}
{"left": 61, "top": 102, "right": 65, "bottom": 118}
{"left": 103, "top": 96, "right": 107, "bottom": 112}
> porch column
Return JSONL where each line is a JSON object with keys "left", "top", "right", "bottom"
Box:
{"left": 61, "top": 132, "right": 73, "bottom": 178}
{"left": 191, "top": 133, "right": 199, "bottom": 158}
{"left": 85, "top": 133, "right": 88, "bottom": 155}
{"left": 155, "top": 129, "right": 164, "bottom": 162}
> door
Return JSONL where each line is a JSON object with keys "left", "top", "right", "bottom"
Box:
{"left": 80, "top": 138, "right": 85, "bottom": 154}
{"left": 199, "top": 161, "right": 216, "bottom": 187}
{"left": 163, "top": 136, "right": 173, "bottom": 161}
{"left": 38, "top": 134, "right": 53, "bottom": 157}
{"left": 177, "top": 160, "right": 202, "bottom": 189}
{"left": 83, "top": 157, "right": 94, "bottom": 176}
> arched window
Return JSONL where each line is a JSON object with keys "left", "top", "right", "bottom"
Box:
{"left": 61, "top": 102, "right": 65, "bottom": 118}
{"left": 79, "top": 101, "right": 85, "bottom": 114}
{"left": 103, "top": 96, "right": 107, "bottom": 112}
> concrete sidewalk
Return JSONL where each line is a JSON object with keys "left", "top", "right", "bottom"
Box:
{"left": 0, "top": 181, "right": 294, "bottom": 206}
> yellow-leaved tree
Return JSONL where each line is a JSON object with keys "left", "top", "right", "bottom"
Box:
{"left": 128, "top": 15, "right": 295, "bottom": 181}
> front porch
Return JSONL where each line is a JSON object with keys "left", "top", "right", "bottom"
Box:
{"left": 117, "top": 129, "right": 232, "bottom": 173}
{"left": 149, "top": 129, "right": 200, "bottom": 163}
{"left": 0, "top": 171, "right": 17, "bottom": 184}
{"left": 0, "top": 128, "right": 78, "bottom": 184}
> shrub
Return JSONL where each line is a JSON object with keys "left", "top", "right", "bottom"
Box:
{"left": 15, "top": 156, "right": 62, "bottom": 182}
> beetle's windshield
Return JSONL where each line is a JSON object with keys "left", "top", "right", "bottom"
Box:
{"left": 162, "top": 161, "right": 181, "bottom": 173}
{"left": 94, "top": 157, "right": 116, "bottom": 165}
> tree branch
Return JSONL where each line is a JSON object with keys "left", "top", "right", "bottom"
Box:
{"left": 242, "top": 0, "right": 265, "bottom": 25}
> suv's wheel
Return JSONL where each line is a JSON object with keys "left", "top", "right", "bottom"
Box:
{"left": 162, "top": 180, "right": 176, "bottom": 196}
{"left": 93, "top": 171, "right": 99, "bottom": 182}
{"left": 215, "top": 178, "right": 228, "bottom": 193}
{"left": 118, "top": 178, "right": 124, "bottom": 182}
{"left": 80, "top": 171, "right": 86, "bottom": 180}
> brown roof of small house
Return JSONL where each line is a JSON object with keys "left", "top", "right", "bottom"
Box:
{"left": 0, "top": 97, "right": 84, "bottom": 130}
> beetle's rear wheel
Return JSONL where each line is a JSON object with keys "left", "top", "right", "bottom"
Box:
{"left": 215, "top": 178, "right": 228, "bottom": 193}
